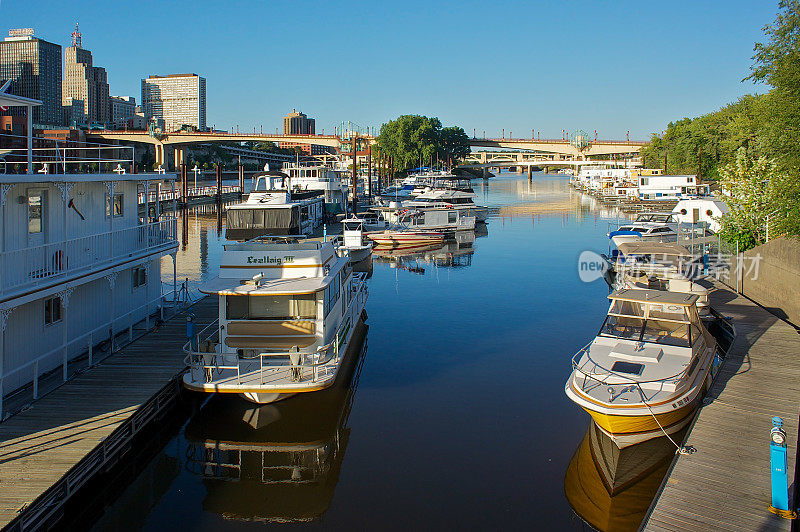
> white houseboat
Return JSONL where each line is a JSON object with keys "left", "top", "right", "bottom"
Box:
{"left": 281, "top": 163, "right": 348, "bottom": 216}
{"left": 0, "top": 90, "right": 178, "bottom": 417}
{"left": 183, "top": 237, "right": 368, "bottom": 404}
{"left": 226, "top": 172, "right": 324, "bottom": 239}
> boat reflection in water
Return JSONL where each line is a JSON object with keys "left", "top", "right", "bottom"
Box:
{"left": 564, "top": 421, "right": 687, "bottom": 532}
{"left": 182, "top": 320, "right": 369, "bottom": 523}
{"left": 372, "top": 229, "right": 484, "bottom": 272}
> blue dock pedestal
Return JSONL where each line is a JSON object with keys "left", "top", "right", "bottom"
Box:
{"left": 769, "top": 416, "right": 797, "bottom": 519}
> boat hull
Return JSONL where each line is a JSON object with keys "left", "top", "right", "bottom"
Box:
{"left": 581, "top": 402, "right": 696, "bottom": 448}
{"left": 367, "top": 231, "right": 444, "bottom": 247}
{"left": 241, "top": 392, "right": 297, "bottom": 404}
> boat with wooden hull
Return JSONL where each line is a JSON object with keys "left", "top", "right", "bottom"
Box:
{"left": 565, "top": 288, "right": 722, "bottom": 448}
{"left": 366, "top": 230, "right": 444, "bottom": 248}
{"left": 182, "top": 238, "right": 368, "bottom": 404}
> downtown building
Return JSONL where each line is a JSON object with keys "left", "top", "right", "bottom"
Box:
{"left": 0, "top": 28, "right": 63, "bottom": 126}
{"left": 141, "top": 73, "right": 206, "bottom": 132}
{"left": 62, "top": 28, "right": 110, "bottom": 127}
{"left": 281, "top": 109, "right": 330, "bottom": 155}
{"left": 110, "top": 95, "right": 136, "bottom": 129}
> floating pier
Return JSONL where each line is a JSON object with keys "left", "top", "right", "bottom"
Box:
{"left": 0, "top": 297, "right": 217, "bottom": 531}
{"left": 641, "top": 282, "right": 800, "bottom": 531}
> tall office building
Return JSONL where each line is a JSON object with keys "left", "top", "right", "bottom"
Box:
{"left": 283, "top": 109, "right": 315, "bottom": 134}
{"left": 141, "top": 73, "right": 206, "bottom": 132}
{"left": 0, "top": 28, "right": 63, "bottom": 126}
{"left": 62, "top": 25, "right": 110, "bottom": 127}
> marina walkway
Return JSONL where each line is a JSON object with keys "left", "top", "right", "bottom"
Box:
{"left": 0, "top": 297, "right": 216, "bottom": 530}
{"left": 642, "top": 283, "right": 800, "bottom": 531}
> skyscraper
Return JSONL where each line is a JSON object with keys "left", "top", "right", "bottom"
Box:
{"left": 141, "top": 73, "right": 206, "bottom": 132}
{"left": 62, "top": 24, "right": 110, "bottom": 127}
{"left": 0, "top": 28, "right": 63, "bottom": 126}
{"left": 283, "top": 109, "right": 315, "bottom": 135}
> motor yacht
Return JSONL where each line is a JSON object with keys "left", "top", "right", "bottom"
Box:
{"left": 226, "top": 172, "right": 324, "bottom": 239}
{"left": 608, "top": 212, "right": 679, "bottom": 248}
{"left": 565, "top": 288, "right": 722, "bottom": 448}
{"left": 606, "top": 242, "right": 711, "bottom": 316}
{"left": 182, "top": 237, "right": 368, "bottom": 404}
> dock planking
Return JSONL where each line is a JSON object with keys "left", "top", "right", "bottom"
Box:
{"left": 0, "top": 296, "right": 217, "bottom": 529}
{"left": 641, "top": 282, "right": 800, "bottom": 532}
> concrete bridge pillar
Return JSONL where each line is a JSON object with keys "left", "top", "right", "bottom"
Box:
{"left": 154, "top": 144, "right": 165, "bottom": 168}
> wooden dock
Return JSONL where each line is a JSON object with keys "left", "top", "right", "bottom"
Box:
{"left": 0, "top": 297, "right": 217, "bottom": 531}
{"left": 642, "top": 282, "right": 800, "bottom": 531}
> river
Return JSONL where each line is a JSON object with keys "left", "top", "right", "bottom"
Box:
{"left": 86, "top": 171, "right": 661, "bottom": 531}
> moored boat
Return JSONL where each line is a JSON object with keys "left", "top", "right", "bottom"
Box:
{"left": 366, "top": 229, "right": 444, "bottom": 248}
{"left": 565, "top": 288, "right": 723, "bottom": 448}
{"left": 182, "top": 237, "right": 368, "bottom": 404}
{"left": 608, "top": 212, "right": 679, "bottom": 248}
{"left": 334, "top": 217, "right": 373, "bottom": 263}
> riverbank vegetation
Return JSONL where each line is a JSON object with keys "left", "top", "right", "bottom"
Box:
{"left": 640, "top": 0, "right": 800, "bottom": 249}
{"left": 374, "top": 115, "right": 470, "bottom": 173}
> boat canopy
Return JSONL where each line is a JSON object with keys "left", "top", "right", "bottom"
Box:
{"left": 608, "top": 288, "right": 698, "bottom": 307}
{"left": 200, "top": 275, "right": 333, "bottom": 296}
{"left": 617, "top": 242, "right": 692, "bottom": 257}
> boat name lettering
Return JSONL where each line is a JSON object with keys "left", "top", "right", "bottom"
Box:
{"left": 246, "top": 255, "right": 295, "bottom": 264}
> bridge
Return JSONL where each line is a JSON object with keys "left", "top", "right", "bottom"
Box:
{"left": 85, "top": 130, "right": 647, "bottom": 168}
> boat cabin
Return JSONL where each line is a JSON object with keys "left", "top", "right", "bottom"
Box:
{"left": 226, "top": 174, "right": 324, "bottom": 239}
{"left": 598, "top": 289, "right": 711, "bottom": 350}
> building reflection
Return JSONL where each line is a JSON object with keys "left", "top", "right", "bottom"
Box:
{"left": 181, "top": 321, "right": 369, "bottom": 523}
{"left": 563, "top": 421, "right": 687, "bottom": 532}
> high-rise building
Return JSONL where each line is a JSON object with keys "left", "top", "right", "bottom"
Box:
{"left": 283, "top": 109, "right": 315, "bottom": 135}
{"left": 62, "top": 25, "right": 110, "bottom": 127}
{"left": 0, "top": 28, "right": 63, "bottom": 126}
{"left": 141, "top": 73, "right": 206, "bottom": 132}
{"left": 110, "top": 95, "right": 135, "bottom": 128}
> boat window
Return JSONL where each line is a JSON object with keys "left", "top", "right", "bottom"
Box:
{"left": 611, "top": 361, "right": 644, "bottom": 376}
{"left": 641, "top": 320, "right": 690, "bottom": 347}
{"left": 609, "top": 299, "right": 645, "bottom": 317}
{"left": 448, "top": 211, "right": 457, "bottom": 223}
{"left": 324, "top": 273, "right": 340, "bottom": 317}
{"left": 226, "top": 294, "right": 317, "bottom": 320}
{"left": 226, "top": 295, "right": 249, "bottom": 319}
{"left": 599, "top": 315, "right": 645, "bottom": 341}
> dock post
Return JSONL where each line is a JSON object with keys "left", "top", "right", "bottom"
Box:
{"left": 216, "top": 164, "right": 222, "bottom": 204}
{"left": 186, "top": 313, "right": 196, "bottom": 351}
{"left": 769, "top": 417, "right": 798, "bottom": 519}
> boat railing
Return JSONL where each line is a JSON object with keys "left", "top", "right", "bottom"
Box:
{"left": 571, "top": 342, "right": 692, "bottom": 394}
{"left": 183, "top": 274, "right": 368, "bottom": 386}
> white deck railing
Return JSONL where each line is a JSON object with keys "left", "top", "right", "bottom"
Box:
{"left": 0, "top": 218, "right": 177, "bottom": 294}
{"left": 183, "top": 275, "right": 368, "bottom": 386}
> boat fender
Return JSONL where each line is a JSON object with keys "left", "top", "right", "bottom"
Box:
{"left": 361, "top": 309, "right": 369, "bottom": 322}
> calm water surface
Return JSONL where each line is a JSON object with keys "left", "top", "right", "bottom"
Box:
{"left": 95, "top": 172, "right": 642, "bottom": 530}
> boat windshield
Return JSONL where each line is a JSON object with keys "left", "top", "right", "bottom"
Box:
{"left": 635, "top": 213, "right": 674, "bottom": 223}
{"left": 599, "top": 299, "right": 697, "bottom": 347}
{"left": 619, "top": 226, "right": 647, "bottom": 233}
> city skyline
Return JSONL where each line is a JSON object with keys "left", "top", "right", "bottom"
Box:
{"left": 0, "top": 0, "right": 780, "bottom": 139}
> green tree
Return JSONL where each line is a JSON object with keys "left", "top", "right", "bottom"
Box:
{"left": 718, "top": 149, "right": 785, "bottom": 248}
{"left": 439, "top": 126, "right": 470, "bottom": 164}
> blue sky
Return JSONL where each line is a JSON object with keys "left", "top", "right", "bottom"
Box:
{"left": 0, "top": 0, "right": 778, "bottom": 140}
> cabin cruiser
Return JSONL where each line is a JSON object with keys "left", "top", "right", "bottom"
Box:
{"left": 608, "top": 212, "right": 679, "bottom": 248}
{"left": 606, "top": 242, "right": 711, "bottom": 316}
{"left": 183, "top": 237, "right": 368, "bottom": 404}
{"left": 226, "top": 172, "right": 324, "bottom": 239}
{"left": 334, "top": 218, "right": 373, "bottom": 263}
{"left": 565, "top": 288, "right": 721, "bottom": 448}
{"left": 281, "top": 163, "right": 349, "bottom": 215}
{"left": 396, "top": 207, "right": 476, "bottom": 231}
{"left": 407, "top": 176, "right": 488, "bottom": 222}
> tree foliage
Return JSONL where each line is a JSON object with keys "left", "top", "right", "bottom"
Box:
{"left": 375, "top": 115, "right": 470, "bottom": 171}
{"left": 642, "top": 1, "right": 800, "bottom": 249}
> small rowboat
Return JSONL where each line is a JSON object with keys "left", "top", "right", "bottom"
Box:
{"left": 366, "top": 230, "right": 444, "bottom": 248}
